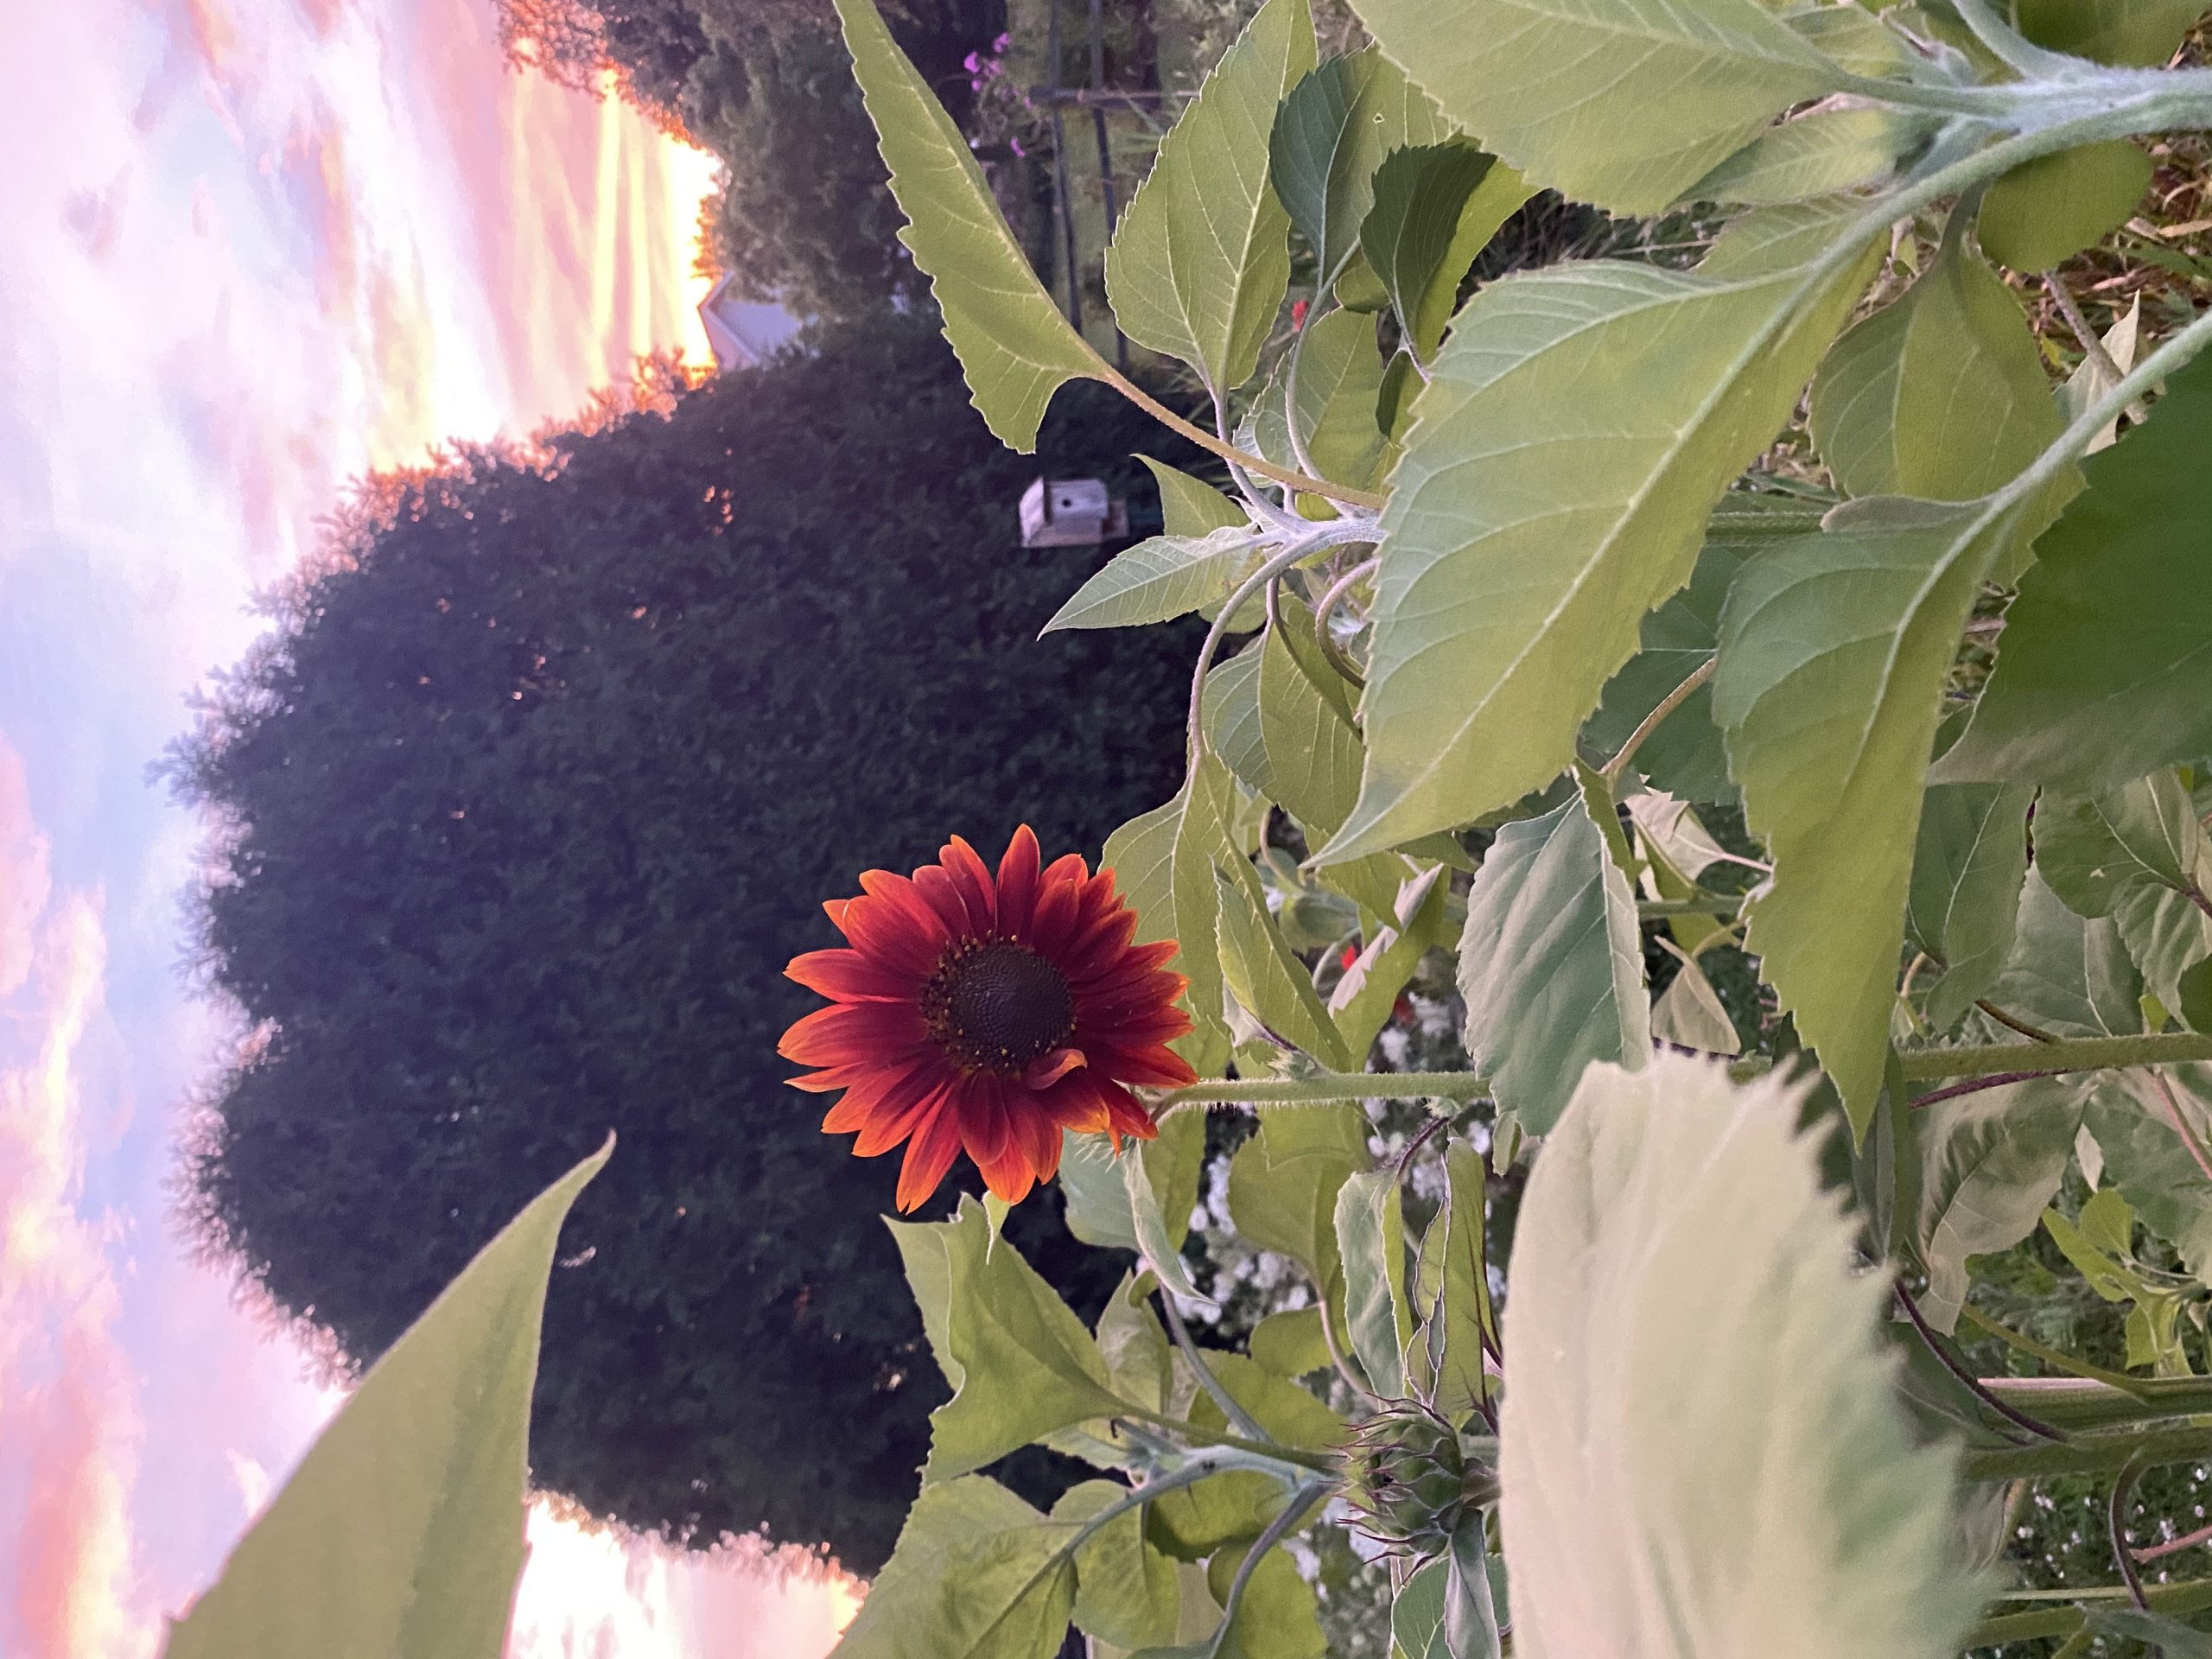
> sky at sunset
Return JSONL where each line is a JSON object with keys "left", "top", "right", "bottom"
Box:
{"left": 0, "top": 1, "right": 855, "bottom": 1653}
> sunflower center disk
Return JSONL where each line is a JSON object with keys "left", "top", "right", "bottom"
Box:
{"left": 925, "top": 940, "right": 1075, "bottom": 1074}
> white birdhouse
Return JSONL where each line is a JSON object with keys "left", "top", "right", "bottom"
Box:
{"left": 1020, "top": 476, "right": 1128, "bottom": 548}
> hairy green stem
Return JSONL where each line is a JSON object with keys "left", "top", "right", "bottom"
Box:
{"left": 1962, "top": 1423, "right": 2212, "bottom": 1483}
{"left": 1901, "top": 1032, "right": 2212, "bottom": 1084}
{"left": 1962, "top": 1579, "right": 2212, "bottom": 1647}
{"left": 1155, "top": 1287, "right": 1272, "bottom": 1445}
{"left": 1958, "top": 1305, "right": 2152, "bottom": 1397}
{"left": 1206, "top": 1484, "right": 1331, "bottom": 1658}
{"left": 1156, "top": 1071, "right": 1491, "bottom": 1112}
{"left": 1101, "top": 365, "right": 1387, "bottom": 509}
{"left": 1122, "top": 1405, "right": 1341, "bottom": 1477}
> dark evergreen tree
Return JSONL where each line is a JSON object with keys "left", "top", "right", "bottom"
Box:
{"left": 169, "top": 315, "right": 1204, "bottom": 1573}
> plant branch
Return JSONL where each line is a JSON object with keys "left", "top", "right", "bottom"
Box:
{"left": 1979, "top": 1000, "right": 2059, "bottom": 1044}
{"left": 1313, "top": 555, "right": 1380, "bottom": 689}
{"left": 2044, "top": 268, "right": 2139, "bottom": 412}
{"left": 1900, "top": 1031, "right": 2212, "bottom": 1084}
{"left": 1206, "top": 1484, "right": 1332, "bottom": 1659}
{"left": 1963, "top": 1423, "right": 2212, "bottom": 1483}
{"left": 1155, "top": 1071, "right": 1491, "bottom": 1112}
{"left": 1102, "top": 366, "right": 1387, "bottom": 509}
{"left": 1186, "top": 519, "right": 1376, "bottom": 761}
{"left": 2137, "top": 1519, "right": 2212, "bottom": 1564}
{"left": 1894, "top": 1283, "right": 2067, "bottom": 1442}
{"left": 2113, "top": 1454, "right": 2153, "bottom": 1611}
{"left": 1155, "top": 1287, "right": 1271, "bottom": 1444}
{"left": 1910, "top": 1069, "right": 2063, "bottom": 1108}
{"left": 1601, "top": 658, "right": 1715, "bottom": 783}
{"left": 1958, "top": 1304, "right": 2154, "bottom": 1398}
{"left": 1963, "top": 1579, "right": 2212, "bottom": 1647}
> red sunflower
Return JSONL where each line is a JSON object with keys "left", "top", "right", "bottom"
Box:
{"left": 781, "top": 825, "right": 1198, "bottom": 1211}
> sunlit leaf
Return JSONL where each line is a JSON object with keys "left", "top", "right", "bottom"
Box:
{"left": 830, "top": 1476, "right": 1075, "bottom": 1659}
{"left": 163, "top": 1141, "right": 612, "bottom": 1659}
{"left": 1207, "top": 1533, "right": 1328, "bottom": 1659}
{"left": 1501, "top": 1055, "right": 1991, "bottom": 1659}
{"left": 833, "top": 0, "right": 1105, "bottom": 450}
{"left": 1227, "top": 1103, "right": 1372, "bottom": 1301}
{"left": 1271, "top": 48, "right": 1452, "bottom": 283}
{"left": 1936, "top": 351, "right": 2212, "bottom": 793}
{"left": 1454, "top": 778, "right": 1649, "bottom": 1134}
{"left": 1350, "top": 0, "right": 1839, "bottom": 212}
{"left": 1715, "top": 493, "right": 2030, "bottom": 1133}
{"left": 1249, "top": 1306, "right": 1332, "bottom": 1378}
{"left": 1106, "top": 0, "right": 1318, "bottom": 392}
{"left": 1326, "top": 224, "right": 1875, "bottom": 857}
{"left": 889, "top": 1198, "right": 1130, "bottom": 1482}
{"left": 1331, "top": 868, "right": 1452, "bottom": 1058}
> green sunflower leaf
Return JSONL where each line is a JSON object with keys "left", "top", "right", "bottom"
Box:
{"left": 1349, "top": 0, "right": 1839, "bottom": 213}
{"left": 1936, "top": 350, "right": 2212, "bottom": 793}
{"left": 1104, "top": 758, "right": 1242, "bottom": 1075}
{"left": 2015, "top": 0, "right": 2211, "bottom": 66}
{"left": 163, "top": 1141, "right": 611, "bottom": 1659}
{"left": 1056, "top": 1481, "right": 1183, "bottom": 1652}
{"left": 1214, "top": 864, "right": 1357, "bottom": 1071}
{"left": 1359, "top": 140, "right": 1534, "bottom": 361}
{"left": 1916, "top": 1077, "right": 2087, "bottom": 1332}
{"left": 1714, "top": 494, "right": 2030, "bottom": 1135}
{"left": 1333, "top": 1168, "right": 1414, "bottom": 1396}
{"left": 1501, "top": 1056, "right": 1992, "bottom": 1659}
{"left": 1979, "top": 141, "right": 2152, "bottom": 272}
{"left": 890, "top": 1198, "right": 1131, "bottom": 1483}
{"left": 1586, "top": 493, "right": 1825, "bottom": 804}
{"left": 1808, "top": 223, "right": 2066, "bottom": 506}
{"left": 1688, "top": 107, "right": 1931, "bottom": 206}
{"left": 1207, "top": 1535, "right": 1327, "bottom": 1659}
{"left": 1322, "top": 213, "right": 1877, "bottom": 858}
{"left": 1270, "top": 47, "right": 1452, "bottom": 284}
{"left": 1043, "top": 528, "right": 1265, "bottom": 634}
{"left": 830, "top": 1476, "right": 1076, "bottom": 1659}
{"left": 1227, "top": 1103, "right": 1372, "bottom": 1302}
{"left": 832, "top": 0, "right": 1104, "bottom": 451}
{"left": 1143, "top": 455, "right": 1249, "bottom": 539}
{"left": 2034, "top": 772, "right": 2212, "bottom": 1017}
{"left": 1905, "top": 783, "right": 2034, "bottom": 1033}
{"left": 1454, "top": 778, "right": 1649, "bottom": 1135}
{"left": 1105, "top": 0, "right": 1317, "bottom": 393}
{"left": 1408, "top": 1141, "right": 1496, "bottom": 1424}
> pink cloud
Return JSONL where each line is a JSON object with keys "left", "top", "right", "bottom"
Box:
{"left": 0, "top": 744, "right": 52, "bottom": 1000}
{"left": 0, "top": 885, "right": 151, "bottom": 1659}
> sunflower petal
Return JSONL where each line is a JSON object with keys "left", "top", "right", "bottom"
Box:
{"left": 996, "top": 824, "right": 1042, "bottom": 938}
{"left": 895, "top": 1108, "right": 966, "bottom": 1211}
{"left": 941, "top": 836, "right": 997, "bottom": 933}
{"left": 785, "top": 948, "right": 916, "bottom": 1002}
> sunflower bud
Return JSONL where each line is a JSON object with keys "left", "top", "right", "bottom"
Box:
{"left": 1342, "top": 1400, "right": 1493, "bottom": 1558}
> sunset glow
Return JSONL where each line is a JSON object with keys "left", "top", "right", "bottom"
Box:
{"left": 0, "top": 1, "right": 849, "bottom": 1655}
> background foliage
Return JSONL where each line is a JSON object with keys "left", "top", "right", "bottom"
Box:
{"left": 168, "top": 314, "right": 1213, "bottom": 1573}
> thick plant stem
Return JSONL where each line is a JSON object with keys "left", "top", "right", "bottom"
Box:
{"left": 1899, "top": 1031, "right": 2212, "bottom": 1084}
{"left": 1101, "top": 365, "right": 1387, "bottom": 509}
{"left": 1156, "top": 1288, "right": 1271, "bottom": 1445}
{"left": 1963, "top": 1423, "right": 2212, "bottom": 1483}
{"left": 1156, "top": 1071, "right": 1490, "bottom": 1112}
{"left": 1963, "top": 1579, "right": 2212, "bottom": 1648}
